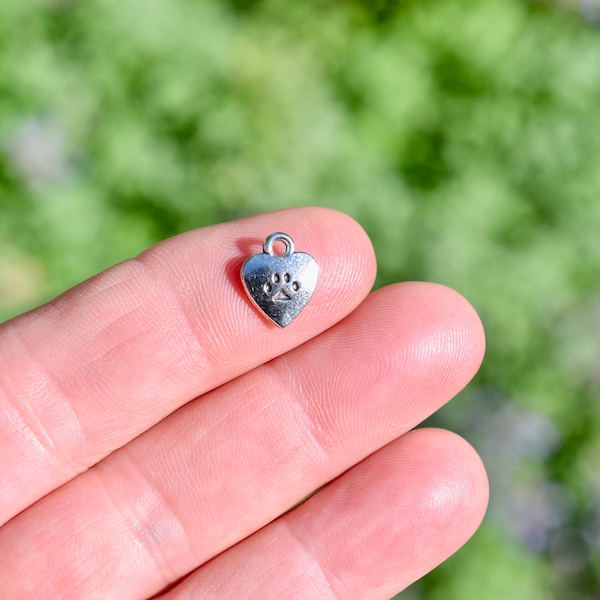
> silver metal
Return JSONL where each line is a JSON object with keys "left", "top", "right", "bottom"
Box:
{"left": 263, "top": 232, "right": 294, "bottom": 257}
{"left": 241, "top": 232, "right": 319, "bottom": 327}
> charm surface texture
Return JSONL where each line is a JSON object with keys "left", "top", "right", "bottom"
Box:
{"left": 241, "top": 232, "right": 319, "bottom": 327}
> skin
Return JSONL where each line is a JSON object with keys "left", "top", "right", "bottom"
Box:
{"left": 0, "top": 207, "right": 488, "bottom": 599}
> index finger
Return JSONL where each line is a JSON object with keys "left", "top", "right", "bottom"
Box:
{"left": 0, "top": 207, "right": 376, "bottom": 525}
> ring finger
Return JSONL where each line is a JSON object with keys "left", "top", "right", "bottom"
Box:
{"left": 160, "top": 428, "right": 489, "bottom": 600}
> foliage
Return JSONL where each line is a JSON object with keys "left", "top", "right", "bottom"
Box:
{"left": 1, "top": 0, "right": 599, "bottom": 597}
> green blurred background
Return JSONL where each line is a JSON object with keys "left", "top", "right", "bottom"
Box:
{"left": 1, "top": 0, "right": 599, "bottom": 597}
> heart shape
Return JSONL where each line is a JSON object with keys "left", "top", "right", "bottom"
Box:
{"left": 241, "top": 239, "right": 319, "bottom": 328}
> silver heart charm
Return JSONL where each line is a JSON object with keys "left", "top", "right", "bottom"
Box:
{"left": 241, "top": 232, "right": 319, "bottom": 327}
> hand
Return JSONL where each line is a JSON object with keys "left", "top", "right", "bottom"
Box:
{"left": 0, "top": 207, "right": 488, "bottom": 599}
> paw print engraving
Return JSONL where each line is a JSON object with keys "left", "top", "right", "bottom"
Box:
{"left": 263, "top": 272, "right": 301, "bottom": 302}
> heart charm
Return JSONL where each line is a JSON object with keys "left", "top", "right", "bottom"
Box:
{"left": 241, "top": 232, "right": 319, "bottom": 328}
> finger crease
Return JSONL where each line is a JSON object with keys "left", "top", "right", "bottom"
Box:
{"left": 95, "top": 451, "right": 196, "bottom": 587}
{"left": 281, "top": 519, "right": 340, "bottom": 600}
{"left": 0, "top": 326, "right": 89, "bottom": 474}
{"left": 130, "top": 256, "right": 218, "bottom": 382}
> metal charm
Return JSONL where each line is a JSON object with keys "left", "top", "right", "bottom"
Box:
{"left": 241, "top": 232, "right": 319, "bottom": 327}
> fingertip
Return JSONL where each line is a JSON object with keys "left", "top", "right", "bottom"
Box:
{"left": 418, "top": 282, "right": 486, "bottom": 374}
{"left": 132, "top": 206, "right": 379, "bottom": 371}
{"left": 371, "top": 281, "right": 486, "bottom": 398}
{"left": 282, "top": 426, "right": 489, "bottom": 599}
{"left": 401, "top": 427, "right": 490, "bottom": 538}
{"left": 336, "top": 427, "right": 489, "bottom": 596}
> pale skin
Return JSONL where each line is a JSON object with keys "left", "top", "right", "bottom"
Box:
{"left": 0, "top": 207, "right": 488, "bottom": 599}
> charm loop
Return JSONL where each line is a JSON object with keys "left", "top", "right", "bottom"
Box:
{"left": 263, "top": 232, "right": 295, "bottom": 257}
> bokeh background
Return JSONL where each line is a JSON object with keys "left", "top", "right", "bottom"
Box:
{"left": 1, "top": 0, "right": 599, "bottom": 597}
